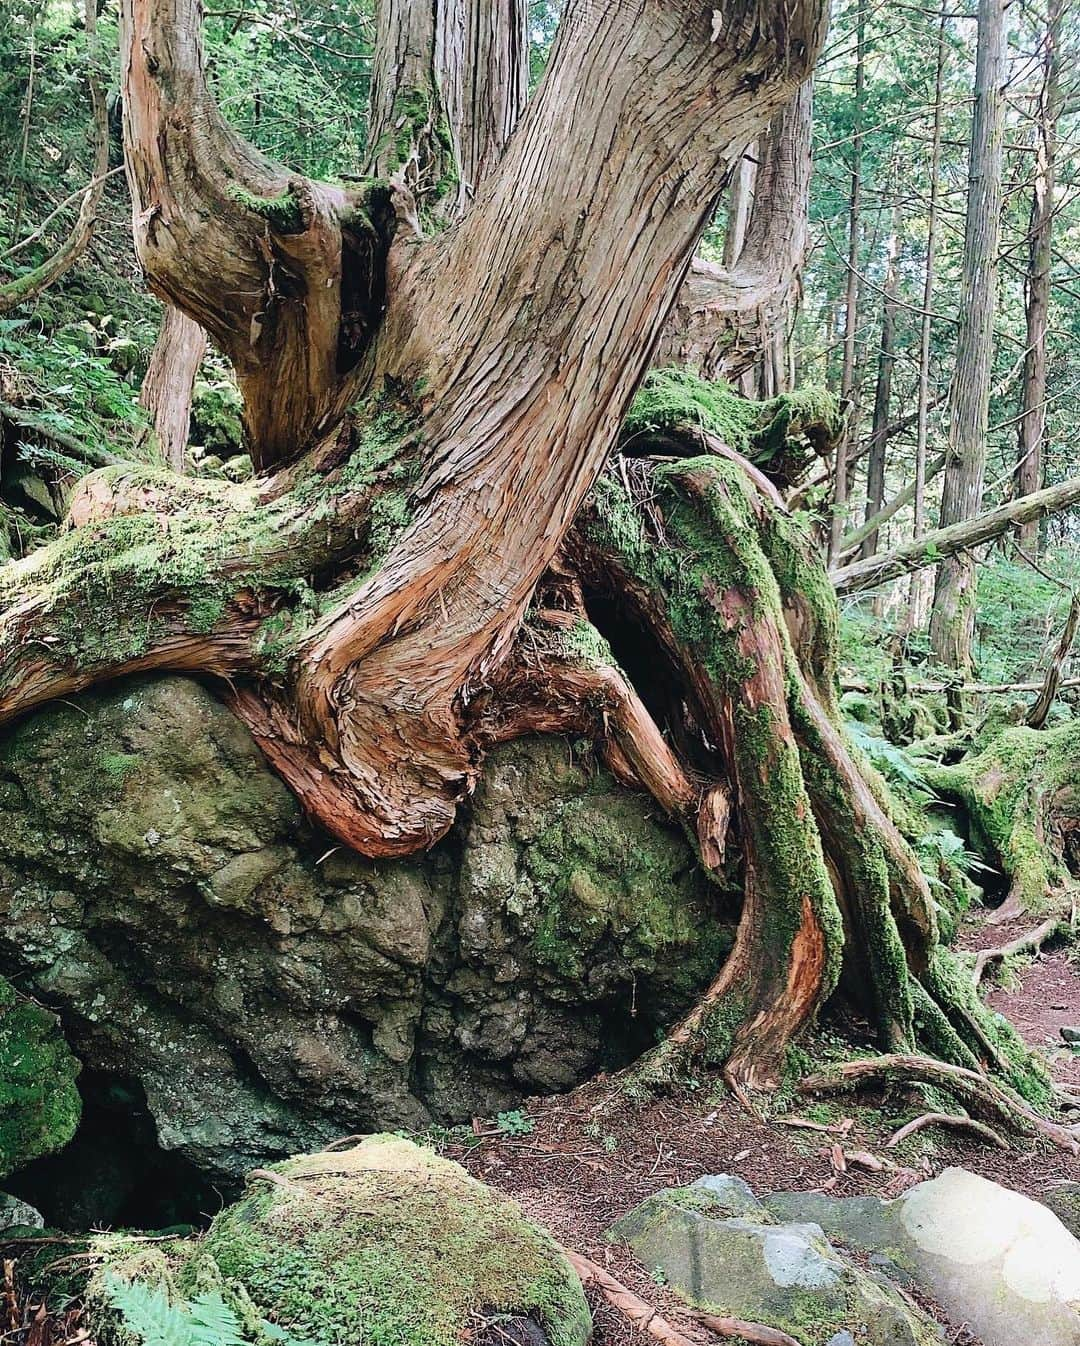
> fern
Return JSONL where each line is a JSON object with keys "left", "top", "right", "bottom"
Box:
{"left": 104, "top": 1276, "right": 313, "bottom": 1346}
{"left": 105, "top": 1278, "right": 244, "bottom": 1346}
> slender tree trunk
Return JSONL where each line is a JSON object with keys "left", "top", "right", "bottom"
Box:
{"left": 1013, "top": 0, "right": 1061, "bottom": 553}
{"left": 908, "top": 8, "right": 947, "bottom": 627}
{"left": 859, "top": 199, "right": 902, "bottom": 560}
{"left": 929, "top": 0, "right": 1007, "bottom": 674}
{"left": 723, "top": 147, "right": 757, "bottom": 269}
{"left": 828, "top": 0, "right": 867, "bottom": 565}
{"left": 139, "top": 306, "right": 207, "bottom": 470}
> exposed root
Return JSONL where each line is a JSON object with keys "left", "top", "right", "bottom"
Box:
{"left": 801, "top": 1054, "right": 1080, "bottom": 1154}
{"left": 564, "top": 1247, "right": 801, "bottom": 1346}
{"left": 560, "top": 1248, "right": 697, "bottom": 1346}
{"left": 885, "top": 1111, "right": 1009, "bottom": 1150}
{"left": 971, "top": 914, "right": 1063, "bottom": 987}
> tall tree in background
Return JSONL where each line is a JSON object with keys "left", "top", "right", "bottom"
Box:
{"left": 908, "top": 7, "right": 948, "bottom": 626}
{"left": 139, "top": 307, "right": 207, "bottom": 470}
{"left": 827, "top": 0, "right": 867, "bottom": 565}
{"left": 929, "top": 0, "right": 1007, "bottom": 673}
{"left": 1014, "top": 0, "right": 1062, "bottom": 552}
{"left": 859, "top": 196, "right": 902, "bottom": 560}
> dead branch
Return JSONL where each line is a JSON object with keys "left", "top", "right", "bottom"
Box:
{"left": 800, "top": 1053, "right": 1080, "bottom": 1153}
{"left": 0, "top": 0, "right": 108, "bottom": 314}
{"left": 831, "top": 474, "right": 1080, "bottom": 595}
{"left": 1027, "top": 592, "right": 1080, "bottom": 729}
{"left": 971, "top": 914, "right": 1062, "bottom": 986}
{"left": 886, "top": 1110, "right": 1009, "bottom": 1149}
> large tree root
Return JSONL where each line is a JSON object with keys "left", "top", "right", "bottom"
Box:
{"left": 801, "top": 1054, "right": 1080, "bottom": 1154}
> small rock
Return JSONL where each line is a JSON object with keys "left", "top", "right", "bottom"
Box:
{"left": 0, "top": 1192, "right": 44, "bottom": 1231}
{"left": 1043, "top": 1183, "right": 1080, "bottom": 1240}
{"left": 1060, "top": 1026, "right": 1080, "bottom": 1044}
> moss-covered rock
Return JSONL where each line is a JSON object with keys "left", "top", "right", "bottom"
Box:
{"left": 14, "top": 1138, "right": 590, "bottom": 1346}
{"left": 0, "top": 677, "right": 733, "bottom": 1185}
{"left": 0, "top": 976, "right": 80, "bottom": 1178}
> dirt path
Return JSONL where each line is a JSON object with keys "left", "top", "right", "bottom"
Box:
{"left": 453, "top": 912, "right": 1080, "bottom": 1346}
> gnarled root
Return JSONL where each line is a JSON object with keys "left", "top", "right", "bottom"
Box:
{"left": 801, "top": 1054, "right": 1080, "bottom": 1154}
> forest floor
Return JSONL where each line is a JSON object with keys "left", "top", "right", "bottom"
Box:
{"left": 453, "top": 905, "right": 1080, "bottom": 1346}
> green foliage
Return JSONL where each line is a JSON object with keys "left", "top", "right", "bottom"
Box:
{"left": 103, "top": 1276, "right": 315, "bottom": 1346}
{"left": 495, "top": 1109, "right": 535, "bottom": 1137}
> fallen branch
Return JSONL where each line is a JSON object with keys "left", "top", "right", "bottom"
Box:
{"left": 886, "top": 1110, "right": 1009, "bottom": 1149}
{"left": 0, "top": 0, "right": 108, "bottom": 315}
{"left": 0, "top": 402, "right": 120, "bottom": 469}
{"left": 838, "top": 451, "right": 948, "bottom": 559}
{"left": 800, "top": 1053, "right": 1080, "bottom": 1154}
{"left": 971, "top": 914, "right": 1062, "bottom": 987}
{"left": 831, "top": 474, "right": 1080, "bottom": 595}
{"left": 840, "top": 675, "right": 1080, "bottom": 695}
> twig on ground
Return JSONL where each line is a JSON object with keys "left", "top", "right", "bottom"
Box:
{"left": 692, "top": 1310, "right": 802, "bottom": 1345}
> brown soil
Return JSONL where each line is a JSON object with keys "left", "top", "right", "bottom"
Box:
{"left": 450, "top": 907, "right": 1080, "bottom": 1345}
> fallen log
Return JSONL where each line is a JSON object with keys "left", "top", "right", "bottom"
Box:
{"left": 831, "top": 475, "right": 1080, "bottom": 595}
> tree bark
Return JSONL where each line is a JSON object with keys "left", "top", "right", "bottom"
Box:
{"left": 655, "top": 80, "right": 814, "bottom": 387}
{"left": 1013, "top": 0, "right": 1061, "bottom": 552}
{"left": 139, "top": 306, "right": 207, "bottom": 470}
{"left": 827, "top": 0, "right": 867, "bottom": 566}
{"left": 929, "top": 0, "right": 1007, "bottom": 672}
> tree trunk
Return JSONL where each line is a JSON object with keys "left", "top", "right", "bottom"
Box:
{"left": 859, "top": 201, "right": 902, "bottom": 560}
{"left": 929, "top": 0, "right": 1007, "bottom": 673}
{"left": 827, "top": 0, "right": 867, "bottom": 566}
{"left": 139, "top": 306, "right": 207, "bottom": 470}
{"left": 0, "top": 0, "right": 1055, "bottom": 1105}
{"left": 908, "top": 6, "right": 947, "bottom": 627}
{"left": 655, "top": 79, "right": 814, "bottom": 387}
{"left": 1013, "top": 0, "right": 1061, "bottom": 552}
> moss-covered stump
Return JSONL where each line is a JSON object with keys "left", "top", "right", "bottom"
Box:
{"left": 0, "top": 975, "right": 80, "bottom": 1178}
{"left": 924, "top": 721, "right": 1080, "bottom": 919}
{"left": 0, "top": 676, "right": 733, "bottom": 1183}
{"left": 24, "top": 1137, "right": 590, "bottom": 1346}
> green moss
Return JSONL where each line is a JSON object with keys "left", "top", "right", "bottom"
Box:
{"left": 100, "top": 751, "right": 138, "bottom": 779}
{"left": 924, "top": 721, "right": 1080, "bottom": 914}
{"left": 177, "top": 1137, "right": 590, "bottom": 1346}
{"left": 623, "top": 369, "right": 840, "bottom": 473}
{"left": 0, "top": 975, "right": 80, "bottom": 1179}
{"left": 225, "top": 182, "right": 305, "bottom": 232}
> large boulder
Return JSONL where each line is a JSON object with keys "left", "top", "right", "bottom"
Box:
{"left": 0, "top": 677, "right": 732, "bottom": 1188}
{"left": 37, "top": 1137, "right": 590, "bottom": 1346}
{"left": 766, "top": 1167, "right": 1080, "bottom": 1346}
{"left": 611, "top": 1176, "right": 942, "bottom": 1345}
